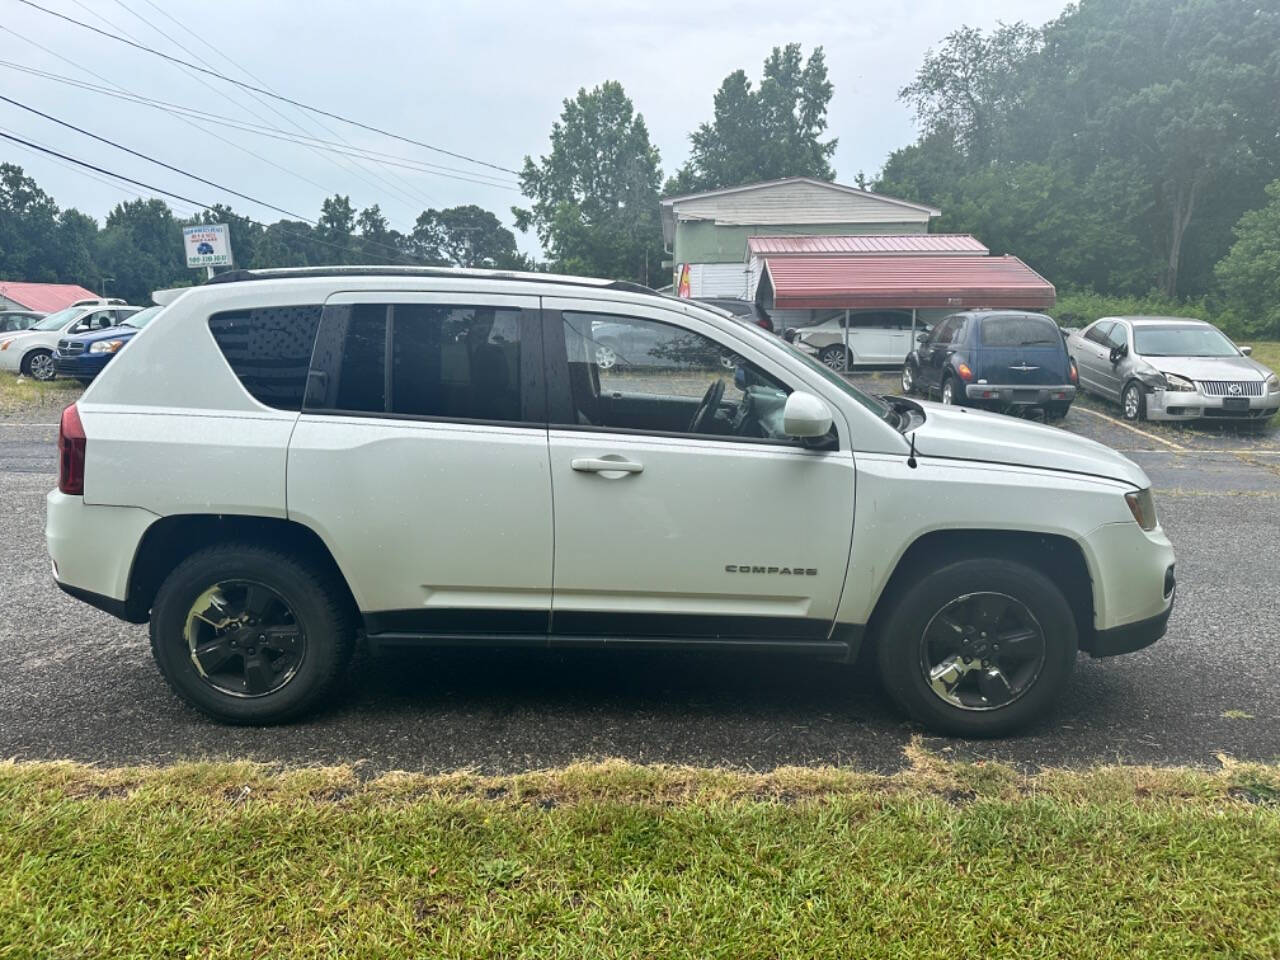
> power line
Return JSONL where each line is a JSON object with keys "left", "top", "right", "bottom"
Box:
{"left": 0, "top": 93, "right": 312, "bottom": 221}
{"left": 0, "top": 129, "right": 423, "bottom": 265}
{"left": 0, "top": 60, "right": 520, "bottom": 189}
{"left": 14, "top": 0, "right": 522, "bottom": 176}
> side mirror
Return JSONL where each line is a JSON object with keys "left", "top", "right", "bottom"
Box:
{"left": 1109, "top": 343, "right": 1128, "bottom": 364}
{"left": 1240, "top": 345, "right": 1253, "bottom": 357}
{"left": 783, "top": 327, "right": 798, "bottom": 344}
{"left": 916, "top": 332, "right": 929, "bottom": 343}
{"left": 783, "top": 391, "right": 833, "bottom": 438}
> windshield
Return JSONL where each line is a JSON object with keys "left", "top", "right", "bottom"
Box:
{"left": 1134, "top": 325, "right": 1239, "bottom": 358}
{"left": 122, "top": 306, "right": 161, "bottom": 329}
{"left": 980, "top": 315, "right": 1062, "bottom": 346}
{"left": 30, "top": 307, "right": 81, "bottom": 331}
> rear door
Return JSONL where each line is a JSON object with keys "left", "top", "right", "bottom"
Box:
{"left": 287, "top": 291, "right": 554, "bottom": 636}
{"left": 542, "top": 297, "right": 855, "bottom": 643}
{"left": 919, "top": 316, "right": 960, "bottom": 390}
{"left": 1074, "top": 321, "right": 1114, "bottom": 396}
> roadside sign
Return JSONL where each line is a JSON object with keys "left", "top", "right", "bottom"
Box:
{"left": 183, "top": 224, "right": 233, "bottom": 268}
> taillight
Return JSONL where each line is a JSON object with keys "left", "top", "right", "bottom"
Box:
{"left": 1069, "top": 359, "right": 1079, "bottom": 384}
{"left": 956, "top": 362, "right": 974, "bottom": 381}
{"left": 58, "top": 403, "right": 86, "bottom": 495}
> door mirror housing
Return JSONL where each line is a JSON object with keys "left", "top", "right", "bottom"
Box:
{"left": 1240, "top": 345, "right": 1253, "bottom": 357}
{"left": 783, "top": 391, "right": 833, "bottom": 438}
{"left": 783, "top": 327, "right": 798, "bottom": 344}
{"left": 1109, "top": 343, "right": 1128, "bottom": 364}
{"left": 916, "top": 331, "right": 929, "bottom": 343}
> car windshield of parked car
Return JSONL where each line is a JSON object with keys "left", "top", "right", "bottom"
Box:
{"left": 980, "top": 315, "right": 1062, "bottom": 346}
{"left": 121, "top": 306, "right": 161, "bottom": 329}
{"left": 1134, "top": 326, "right": 1239, "bottom": 358}
{"left": 30, "top": 307, "right": 80, "bottom": 331}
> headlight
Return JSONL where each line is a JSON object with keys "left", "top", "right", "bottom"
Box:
{"left": 88, "top": 340, "right": 125, "bottom": 354}
{"left": 1161, "top": 372, "right": 1196, "bottom": 392}
{"left": 1267, "top": 373, "right": 1279, "bottom": 395}
{"left": 1125, "top": 488, "right": 1158, "bottom": 531}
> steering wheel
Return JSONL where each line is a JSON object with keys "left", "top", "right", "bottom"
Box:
{"left": 687, "top": 378, "right": 725, "bottom": 434}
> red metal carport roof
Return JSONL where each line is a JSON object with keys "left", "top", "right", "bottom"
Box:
{"left": 747, "top": 234, "right": 988, "bottom": 256}
{"left": 761, "top": 255, "right": 1054, "bottom": 310}
{"left": 0, "top": 282, "right": 99, "bottom": 313}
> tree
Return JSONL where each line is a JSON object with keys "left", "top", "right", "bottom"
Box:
{"left": 514, "top": 81, "right": 663, "bottom": 284}
{"left": 317, "top": 194, "right": 357, "bottom": 263}
{"left": 0, "top": 163, "right": 60, "bottom": 282}
{"left": 412, "top": 205, "right": 524, "bottom": 268}
{"left": 1215, "top": 179, "right": 1280, "bottom": 338}
{"left": 96, "top": 199, "right": 185, "bottom": 303}
{"left": 669, "top": 44, "right": 837, "bottom": 194}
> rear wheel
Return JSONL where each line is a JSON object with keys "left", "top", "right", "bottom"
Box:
{"left": 1122, "top": 381, "right": 1146, "bottom": 421}
{"left": 875, "top": 557, "right": 1077, "bottom": 737}
{"left": 940, "top": 375, "right": 960, "bottom": 406}
{"left": 149, "top": 543, "right": 355, "bottom": 724}
{"left": 595, "top": 343, "right": 619, "bottom": 370}
{"left": 819, "top": 344, "right": 850, "bottom": 370}
{"left": 22, "top": 349, "right": 55, "bottom": 382}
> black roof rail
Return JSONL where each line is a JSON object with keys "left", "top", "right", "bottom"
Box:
{"left": 203, "top": 265, "right": 662, "bottom": 298}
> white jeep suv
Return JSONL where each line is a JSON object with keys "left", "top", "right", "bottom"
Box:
{"left": 46, "top": 268, "right": 1176, "bottom": 736}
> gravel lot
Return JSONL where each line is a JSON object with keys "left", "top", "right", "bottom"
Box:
{"left": 2, "top": 375, "right": 1278, "bottom": 772}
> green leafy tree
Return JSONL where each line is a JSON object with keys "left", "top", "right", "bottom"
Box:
{"left": 669, "top": 44, "right": 837, "bottom": 193}
{"left": 0, "top": 163, "right": 60, "bottom": 282}
{"left": 412, "top": 205, "right": 525, "bottom": 268}
{"left": 1215, "top": 179, "right": 1280, "bottom": 338}
{"left": 514, "top": 81, "right": 663, "bottom": 284}
{"left": 95, "top": 199, "right": 185, "bottom": 303}
{"left": 317, "top": 194, "right": 357, "bottom": 263}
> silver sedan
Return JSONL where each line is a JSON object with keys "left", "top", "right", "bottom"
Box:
{"left": 1066, "top": 316, "right": 1279, "bottom": 423}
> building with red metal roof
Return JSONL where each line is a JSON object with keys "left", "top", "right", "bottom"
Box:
{"left": 0, "top": 282, "right": 100, "bottom": 314}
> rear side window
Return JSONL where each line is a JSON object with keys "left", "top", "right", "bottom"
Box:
{"left": 208, "top": 305, "right": 323, "bottom": 410}
{"left": 306, "top": 302, "right": 529, "bottom": 424}
{"left": 979, "top": 315, "right": 1062, "bottom": 346}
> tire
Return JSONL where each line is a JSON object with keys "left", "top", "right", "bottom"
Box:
{"left": 875, "top": 557, "right": 1078, "bottom": 737}
{"left": 901, "top": 362, "right": 916, "bottom": 395}
{"left": 819, "top": 344, "right": 850, "bottom": 371}
{"left": 22, "top": 349, "right": 55, "bottom": 382}
{"left": 149, "top": 543, "right": 355, "bottom": 724}
{"left": 1045, "top": 402, "right": 1072, "bottom": 422}
{"left": 595, "top": 342, "right": 619, "bottom": 370}
{"left": 940, "top": 375, "right": 960, "bottom": 406}
{"left": 1121, "top": 380, "right": 1146, "bottom": 421}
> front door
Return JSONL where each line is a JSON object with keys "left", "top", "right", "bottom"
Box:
{"left": 287, "top": 292, "right": 554, "bottom": 636}
{"left": 542, "top": 298, "right": 856, "bottom": 643}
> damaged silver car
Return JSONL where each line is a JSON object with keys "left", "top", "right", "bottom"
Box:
{"left": 1067, "top": 316, "right": 1279, "bottom": 424}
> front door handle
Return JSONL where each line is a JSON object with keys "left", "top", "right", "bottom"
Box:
{"left": 571, "top": 456, "right": 644, "bottom": 475}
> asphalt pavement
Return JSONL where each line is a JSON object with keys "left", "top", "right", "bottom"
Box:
{"left": 2, "top": 386, "right": 1278, "bottom": 773}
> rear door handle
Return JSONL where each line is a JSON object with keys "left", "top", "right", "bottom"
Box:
{"left": 571, "top": 457, "right": 644, "bottom": 475}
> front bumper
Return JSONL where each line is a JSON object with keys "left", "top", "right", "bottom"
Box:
{"left": 1146, "top": 387, "right": 1280, "bottom": 421}
{"left": 1078, "top": 520, "right": 1176, "bottom": 656}
{"left": 53, "top": 352, "right": 111, "bottom": 379}
{"left": 965, "top": 383, "right": 1076, "bottom": 406}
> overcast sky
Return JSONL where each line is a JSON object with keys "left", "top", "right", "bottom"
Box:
{"left": 1, "top": 0, "right": 1065, "bottom": 255}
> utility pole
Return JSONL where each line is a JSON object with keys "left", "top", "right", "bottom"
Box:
{"left": 100, "top": 276, "right": 114, "bottom": 298}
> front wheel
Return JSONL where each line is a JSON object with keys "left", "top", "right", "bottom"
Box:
{"left": 594, "top": 343, "right": 619, "bottom": 370}
{"left": 1122, "top": 381, "right": 1146, "bottom": 422}
{"left": 23, "top": 349, "right": 55, "bottom": 382}
{"left": 149, "top": 543, "right": 355, "bottom": 724}
{"left": 875, "top": 557, "right": 1078, "bottom": 737}
{"left": 819, "top": 344, "right": 850, "bottom": 370}
{"left": 901, "top": 362, "right": 916, "bottom": 395}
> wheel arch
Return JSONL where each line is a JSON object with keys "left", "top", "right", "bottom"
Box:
{"left": 20, "top": 344, "right": 53, "bottom": 371}
{"left": 124, "top": 514, "right": 359, "bottom": 625}
{"left": 865, "top": 528, "right": 1096, "bottom": 653}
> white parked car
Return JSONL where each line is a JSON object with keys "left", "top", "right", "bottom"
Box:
{"left": 47, "top": 268, "right": 1175, "bottom": 736}
{"left": 798, "top": 310, "right": 930, "bottom": 368}
{"left": 0, "top": 301, "right": 141, "bottom": 381}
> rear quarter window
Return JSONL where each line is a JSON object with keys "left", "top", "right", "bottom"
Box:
{"left": 208, "top": 305, "right": 323, "bottom": 410}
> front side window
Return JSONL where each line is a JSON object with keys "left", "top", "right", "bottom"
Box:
{"left": 308, "top": 303, "right": 527, "bottom": 423}
{"left": 558, "top": 311, "right": 794, "bottom": 442}
{"left": 1084, "top": 321, "right": 1114, "bottom": 346}
{"left": 1106, "top": 323, "right": 1129, "bottom": 349}
{"left": 208, "top": 305, "right": 323, "bottom": 411}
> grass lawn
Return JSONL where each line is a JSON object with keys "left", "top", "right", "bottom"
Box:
{"left": 0, "top": 372, "right": 81, "bottom": 416}
{"left": 1245, "top": 340, "right": 1280, "bottom": 373}
{"left": 1, "top": 752, "right": 1278, "bottom": 958}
